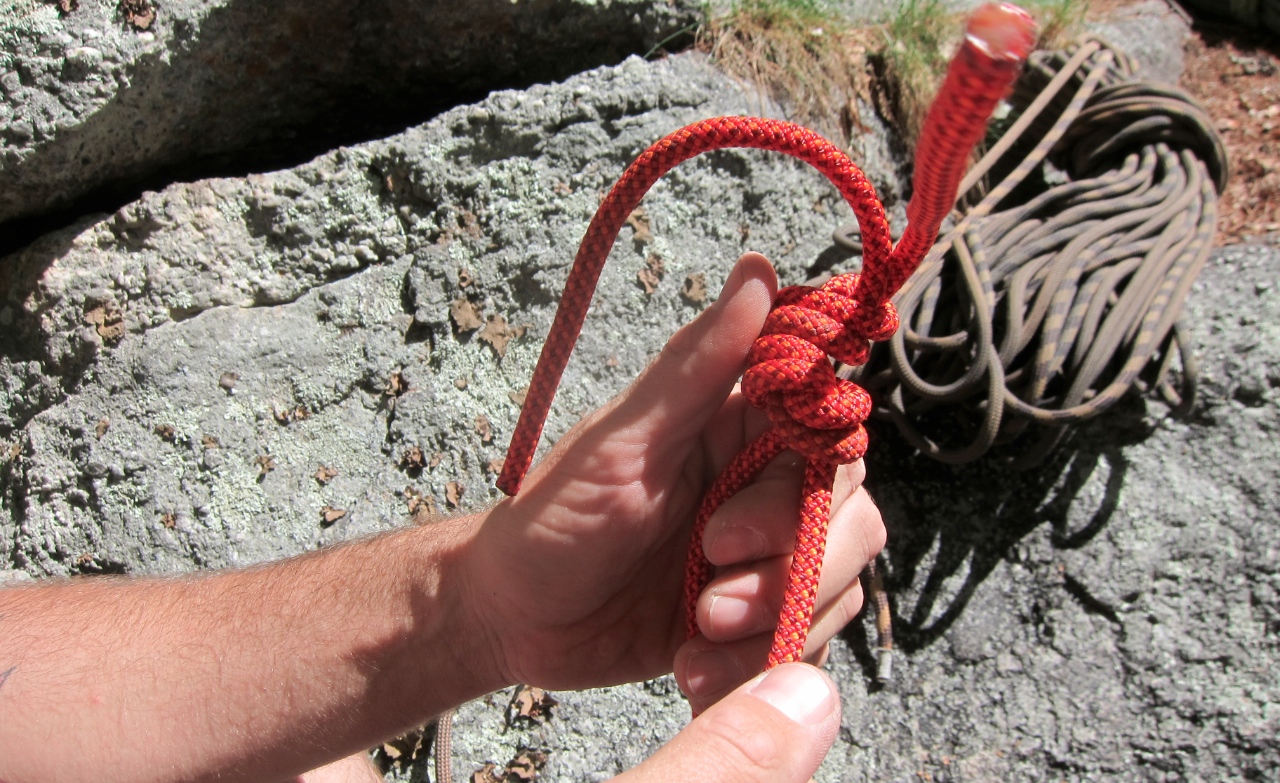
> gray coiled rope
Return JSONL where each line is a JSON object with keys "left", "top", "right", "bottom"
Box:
{"left": 840, "top": 39, "right": 1228, "bottom": 467}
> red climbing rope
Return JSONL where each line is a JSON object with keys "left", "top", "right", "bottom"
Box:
{"left": 499, "top": 4, "right": 1035, "bottom": 671}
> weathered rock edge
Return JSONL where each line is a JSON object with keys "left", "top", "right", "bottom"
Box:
{"left": 0, "top": 0, "right": 700, "bottom": 239}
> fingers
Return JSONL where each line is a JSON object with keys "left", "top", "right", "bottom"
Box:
{"left": 617, "top": 663, "right": 840, "bottom": 783}
{"left": 699, "top": 472, "right": 884, "bottom": 643}
{"left": 702, "top": 460, "right": 869, "bottom": 566}
{"left": 701, "top": 450, "right": 807, "bottom": 563}
{"left": 674, "top": 463, "right": 884, "bottom": 711}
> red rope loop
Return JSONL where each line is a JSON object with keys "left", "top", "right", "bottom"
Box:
{"left": 741, "top": 273, "right": 899, "bottom": 465}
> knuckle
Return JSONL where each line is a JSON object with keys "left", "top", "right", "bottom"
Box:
{"left": 855, "top": 487, "right": 887, "bottom": 556}
{"left": 838, "top": 582, "right": 866, "bottom": 627}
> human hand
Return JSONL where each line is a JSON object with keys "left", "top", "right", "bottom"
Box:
{"left": 615, "top": 663, "right": 841, "bottom": 783}
{"left": 464, "top": 252, "right": 885, "bottom": 709}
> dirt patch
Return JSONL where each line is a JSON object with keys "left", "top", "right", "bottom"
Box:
{"left": 1180, "top": 22, "right": 1280, "bottom": 244}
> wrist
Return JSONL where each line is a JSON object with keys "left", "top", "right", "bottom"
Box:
{"left": 448, "top": 499, "right": 526, "bottom": 691}
{"left": 413, "top": 509, "right": 517, "bottom": 701}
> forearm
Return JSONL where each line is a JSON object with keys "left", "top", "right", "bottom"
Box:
{"left": 0, "top": 512, "right": 507, "bottom": 783}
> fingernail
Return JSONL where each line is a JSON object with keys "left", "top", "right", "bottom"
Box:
{"left": 747, "top": 663, "right": 836, "bottom": 726}
{"left": 684, "top": 648, "right": 744, "bottom": 698}
{"left": 708, "top": 594, "right": 760, "bottom": 630}
{"left": 709, "top": 526, "right": 767, "bottom": 563}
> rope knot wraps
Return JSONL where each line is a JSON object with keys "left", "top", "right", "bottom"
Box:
{"left": 498, "top": 4, "right": 1037, "bottom": 673}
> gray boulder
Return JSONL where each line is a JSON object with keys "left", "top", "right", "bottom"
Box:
{"left": 0, "top": 0, "right": 700, "bottom": 237}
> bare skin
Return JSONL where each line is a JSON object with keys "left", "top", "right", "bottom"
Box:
{"left": 0, "top": 253, "right": 884, "bottom": 783}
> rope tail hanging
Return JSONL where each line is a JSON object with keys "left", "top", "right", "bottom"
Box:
{"left": 498, "top": 4, "right": 1037, "bottom": 675}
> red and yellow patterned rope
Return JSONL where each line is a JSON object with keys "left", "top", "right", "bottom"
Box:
{"left": 499, "top": 4, "right": 1036, "bottom": 671}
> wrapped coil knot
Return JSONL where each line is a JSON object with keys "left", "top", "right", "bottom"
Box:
{"left": 741, "top": 272, "right": 892, "bottom": 465}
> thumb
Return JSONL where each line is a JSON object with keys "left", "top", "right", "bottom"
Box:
{"left": 616, "top": 663, "right": 841, "bottom": 783}
{"left": 606, "top": 251, "right": 777, "bottom": 443}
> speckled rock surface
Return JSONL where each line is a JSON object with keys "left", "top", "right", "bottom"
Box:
{"left": 0, "top": 0, "right": 700, "bottom": 234}
{"left": 840, "top": 244, "right": 1280, "bottom": 781}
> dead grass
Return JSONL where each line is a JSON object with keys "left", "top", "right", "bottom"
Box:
{"left": 874, "top": 0, "right": 1089, "bottom": 148}
{"left": 700, "top": 0, "right": 1089, "bottom": 150}
{"left": 697, "top": 0, "right": 873, "bottom": 140}
{"left": 1179, "top": 22, "right": 1280, "bottom": 243}
{"left": 872, "top": 0, "right": 954, "bottom": 148}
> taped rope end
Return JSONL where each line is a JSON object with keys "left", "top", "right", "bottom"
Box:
{"left": 875, "top": 647, "right": 894, "bottom": 683}
{"left": 967, "top": 3, "right": 1037, "bottom": 63}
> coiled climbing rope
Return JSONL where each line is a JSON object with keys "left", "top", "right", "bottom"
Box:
{"left": 843, "top": 38, "right": 1227, "bottom": 466}
{"left": 498, "top": 3, "right": 1036, "bottom": 674}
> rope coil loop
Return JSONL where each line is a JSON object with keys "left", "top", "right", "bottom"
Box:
{"left": 850, "top": 37, "right": 1226, "bottom": 466}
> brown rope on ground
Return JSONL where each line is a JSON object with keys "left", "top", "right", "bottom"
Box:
{"left": 840, "top": 39, "right": 1227, "bottom": 467}
{"left": 836, "top": 40, "right": 1225, "bottom": 682}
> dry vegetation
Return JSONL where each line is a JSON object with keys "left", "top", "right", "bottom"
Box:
{"left": 696, "top": 0, "right": 875, "bottom": 140}
{"left": 1179, "top": 23, "right": 1280, "bottom": 243}
{"left": 698, "top": 0, "right": 1089, "bottom": 147}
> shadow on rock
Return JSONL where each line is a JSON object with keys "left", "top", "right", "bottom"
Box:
{"left": 848, "top": 393, "right": 1159, "bottom": 658}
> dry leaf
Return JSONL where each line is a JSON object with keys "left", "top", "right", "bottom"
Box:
{"left": 219, "top": 371, "right": 239, "bottom": 391}
{"left": 474, "top": 415, "right": 493, "bottom": 443}
{"left": 680, "top": 273, "right": 707, "bottom": 304}
{"left": 486, "top": 457, "right": 505, "bottom": 475}
{"left": 154, "top": 424, "right": 176, "bottom": 440}
{"left": 450, "top": 298, "right": 484, "bottom": 332}
{"left": 272, "top": 406, "right": 310, "bottom": 425}
{"left": 472, "top": 762, "right": 503, "bottom": 783}
{"left": 455, "top": 376, "right": 469, "bottom": 390}
{"left": 445, "top": 481, "right": 464, "bottom": 509}
{"left": 552, "top": 180, "right": 573, "bottom": 196}
{"left": 255, "top": 454, "right": 276, "bottom": 476}
{"left": 400, "top": 446, "right": 426, "bottom": 471}
{"left": 637, "top": 267, "right": 660, "bottom": 294}
{"left": 160, "top": 512, "right": 176, "bottom": 529}
{"left": 478, "top": 316, "right": 527, "bottom": 358}
{"left": 429, "top": 452, "right": 443, "bottom": 469}
{"left": 50, "top": 0, "right": 79, "bottom": 14}
{"left": 201, "top": 434, "right": 219, "bottom": 449}
{"left": 385, "top": 372, "right": 407, "bottom": 398}
{"left": 459, "top": 210, "right": 483, "bottom": 238}
{"left": 626, "top": 206, "right": 654, "bottom": 244}
{"left": 374, "top": 724, "right": 428, "bottom": 772}
{"left": 320, "top": 505, "right": 347, "bottom": 526}
{"left": 636, "top": 253, "right": 664, "bottom": 295}
{"left": 314, "top": 466, "right": 338, "bottom": 485}
{"left": 505, "top": 749, "right": 549, "bottom": 783}
{"left": 458, "top": 269, "right": 474, "bottom": 288}
{"left": 94, "top": 418, "right": 110, "bottom": 439}
{"left": 509, "top": 685, "right": 558, "bottom": 723}
{"left": 119, "top": 0, "right": 155, "bottom": 30}
{"left": 404, "top": 486, "right": 441, "bottom": 523}
{"left": 509, "top": 386, "right": 529, "bottom": 409}
{"left": 84, "top": 303, "right": 125, "bottom": 344}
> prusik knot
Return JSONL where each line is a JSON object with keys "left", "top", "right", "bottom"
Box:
{"left": 495, "top": 1, "right": 1036, "bottom": 685}
{"left": 740, "top": 272, "right": 898, "bottom": 465}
